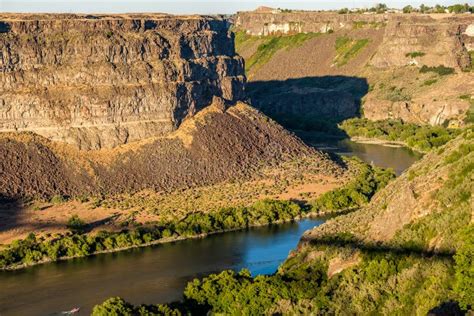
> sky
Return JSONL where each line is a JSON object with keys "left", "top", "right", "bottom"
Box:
{"left": 1, "top": 0, "right": 471, "bottom": 14}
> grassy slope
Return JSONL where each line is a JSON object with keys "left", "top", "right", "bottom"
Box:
{"left": 334, "top": 36, "right": 370, "bottom": 67}
{"left": 234, "top": 30, "right": 320, "bottom": 75}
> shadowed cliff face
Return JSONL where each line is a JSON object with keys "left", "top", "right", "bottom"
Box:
{"left": 0, "top": 14, "right": 246, "bottom": 150}
{"left": 247, "top": 76, "right": 368, "bottom": 134}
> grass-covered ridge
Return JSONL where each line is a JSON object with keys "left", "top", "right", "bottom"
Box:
{"left": 340, "top": 118, "right": 462, "bottom": 152}
{"left": 334, "top": 36, "right": 369, "bottom": 67}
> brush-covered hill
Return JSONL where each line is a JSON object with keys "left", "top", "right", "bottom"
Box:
{"left": 290, "top": 128, "right": 474, "bottom": 314}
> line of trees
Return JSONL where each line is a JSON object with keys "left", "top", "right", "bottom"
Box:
{"left": 338, "top": 3, "right": 473, "bottom": 14}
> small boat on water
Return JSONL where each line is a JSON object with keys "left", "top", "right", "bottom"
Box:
{"left": 62, "top": 307, "right": 80, "bottom": 314}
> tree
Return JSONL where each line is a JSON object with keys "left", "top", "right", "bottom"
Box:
{"left": 67, "top": 214, "right": 87, "bottom": 233}
{"left": 92, "top": 297, "right": 134, "bottom": 316}
{"left": 453, "top": 226, "right": 474, "bottom": 310}
{"left": 403, "top": 5, "right": 414, "bottom": 13}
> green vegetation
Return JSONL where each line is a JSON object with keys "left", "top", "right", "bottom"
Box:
{"left": 0, "top": 199, "right": 304, "bottom": 269}
{"left": 352, "top": 21, "right": 385, "bottom": 29}
{"left": 233, "top": 30, "right": 259, "bottom": 53}
{"left": 93, "top": 132, "right": 474, "bottom": 315}
{"left": 0, "top": 157, "right": 394, "bottom": 270}
{"left": 469, "top": 51, "right": 474, "bottom": 70}
{"left": 454, "top": 226, "right": 474, "bottom": 309}
{"left": 50, "top": 194, "right": 68, "bottom": 204}
{"left": 403, "top": 3, "right": 473, "bottom": 13}
{"left": 419, "top": 65, "right": 455, "bottom": 76}
{"left": 311, "top": 159, "right": 395, "bottom": 214}
{"left": 460, "top": 94, "right": 474, "bottom": 123}
{"left": 334, "top": 36, "right": 369, "bottom": 67}
{"left": 244, "top": 32, "right": 320, "bottom": 73}
{"left": 92, "top": 251, "right": 464, "bottom": 315}
{"left": 423, "top": 79, "right": 438, "bottom": 86}
{"left": 384, "top": 85, "right": 411, "bottom": 102}
{"left": 340, "top": 118, "right": 462, "bottom": 152}
{"left": 405, "top": 51, "right": 425, "bottom": 58}
{"left": 66, "top": 215, "right": 86, "bottom": 233}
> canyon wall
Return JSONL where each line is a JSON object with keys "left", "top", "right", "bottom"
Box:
{"left": 370, "top": 15, "right": 473, "bottom": 70}
{"left": 0, "top": 14, "right": 246, "bottom": 149}
{"left": 235, "top": 11, "right": 388, "bottom": 35}
{"left": 234, "top": 10, "right": 474, "bottom": 126}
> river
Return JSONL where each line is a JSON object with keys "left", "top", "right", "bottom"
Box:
{"left": 0, "top": 138, "right": 421, "bottom": 315}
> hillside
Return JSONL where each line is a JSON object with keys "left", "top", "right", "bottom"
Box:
{"left": 91, "top": 129, "right": 473, "bottom": 314}
{"left": 234, "top": 11, "right": 474, "bottom": 128}
{"left": 0, "top": 99, "right": 348, "bottom": 244}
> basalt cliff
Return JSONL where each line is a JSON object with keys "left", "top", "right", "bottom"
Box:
{"left": 0, "top": 14, "right": 245, "bottom": 150}
{"left": 234, "top": 10, "right": 474, "bottom": 127}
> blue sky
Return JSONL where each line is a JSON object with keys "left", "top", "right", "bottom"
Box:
{"left": 1, "top": 0, "right": 470, "bottom": 14}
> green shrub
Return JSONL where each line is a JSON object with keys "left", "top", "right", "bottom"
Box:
{"left": 423, "top": 79, "right": 437, "bottom": 86}
{"left": 311, "top": 159, "right": 395, "bottom": 214}
{"left": 67, "top": 215, "right": 86, "bottom": 233}
{"left": 419, "top": 65, "right": 455, "bottom": 76}
{"left": 50, "top": 195, "right": 67, "bottom": 204}
{"left": 405, "top": 51, "right": 425, "bottom": 58}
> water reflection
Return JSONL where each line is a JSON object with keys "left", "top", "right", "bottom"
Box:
{"left": 0, "top": 219, "right": 323, "bottom": 316}
{"left": 302, "top": 136, "right": 422, "bottom": 175}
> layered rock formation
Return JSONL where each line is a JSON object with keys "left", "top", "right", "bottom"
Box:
{"left": 370, "top": 15, "right": 473, "bottom": 70}
{"left": 235, "top": 11, "right": 388, "bottom": 35}
{"left": 234, "top": 10, "right": 474, "bottom": 126}
{"left": 0, "top": 14, "right": 245, "bottom": 149}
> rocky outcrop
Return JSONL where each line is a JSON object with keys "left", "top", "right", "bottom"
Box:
{"left": 370, "top": 15, "right": 473, "bottom": 70}
{"left": 235, "top": 11, "right": 388, "bottom": 35}
{"left": 0, "top": 14, "right": 245, "bottom": 149}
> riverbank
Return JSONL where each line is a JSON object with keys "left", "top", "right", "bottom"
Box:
{"left": 350, "top": 136, "right": 416, "bottom": 150}
{"left": 339, "top": 118, "right": 462, "bottom": 153}
{"left": 0, "top": 159, "right": 393, "bottom": 271}
{"left": 0, "top": 211, "right": 321, "bottom": 271}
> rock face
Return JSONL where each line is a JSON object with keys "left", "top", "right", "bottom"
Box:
{"left": 0, "top": 14, "right": 246, "bottom": 149}
{"left": 370, "top": 15, "right": 473, "bottom": 70}
{"left": 235, "top": 11, "right": 388, "bottom": 35}
{"left": 234, "top": 11, "right": 474, "bottom": 126}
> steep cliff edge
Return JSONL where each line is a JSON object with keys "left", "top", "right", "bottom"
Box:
{"left": 234, "top": 11, "right": 474, "bottom": 126}
{"left": 0, "top": 14, "right": 245, "bottom": 149}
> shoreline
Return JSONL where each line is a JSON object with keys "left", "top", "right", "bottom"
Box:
{"left": 1, "top": 211, "right": 331, "bottom": 272}
{"left": 349, "top": 136, "right": 426, "bottom": 153}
